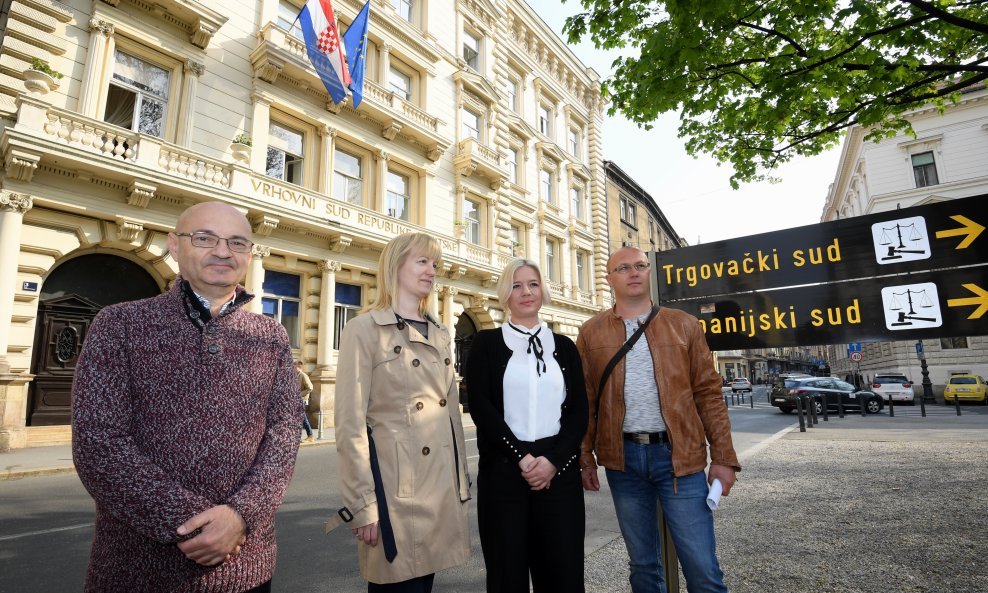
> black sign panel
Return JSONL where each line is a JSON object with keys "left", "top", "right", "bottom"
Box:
{"left": 668, "top": 266, "right": 988, "bottom": 351}
{"left": 656, "top": 193, "right": 988, "bottom": 302}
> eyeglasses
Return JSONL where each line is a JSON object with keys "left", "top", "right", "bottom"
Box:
{"left": 174, "top": 232, "right": 254, "bottom": 253}
{"left": 611, "top": 262, "right": 650, "bottom": 275}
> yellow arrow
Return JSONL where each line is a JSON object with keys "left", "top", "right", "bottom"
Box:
{"left": 935, "top": 215, "right": 985, "bottom": 249}
{"left": 948, "top": 283, "right": 988, "bottom": 319}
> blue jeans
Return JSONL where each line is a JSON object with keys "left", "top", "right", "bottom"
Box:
{"left": 605, "top": 440, "right": 727, "bottom": 593}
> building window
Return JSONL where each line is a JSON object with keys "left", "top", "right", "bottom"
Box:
{"left": 332, "top": 148, "right": 364, "bottom": 205}
{"left": 545, "top": 238, "right": 558, "bottom": 282}
{"left": 462, "top": 29, "right": 480, "bottom": 70}
{"left": 277, "top": 1, "right": 305, "bottom": 39}
{"left": 576, "top": 250, "right": 589, "bottom": 291}
{"left": 912, "top": 151, "right": 939, "bottom": 187}
{"left": 266, "top": 121, "right": 305, "bottom": 185}
{"left": 538, "top": 105, "right": 552, "bottom": 137}
{"left": 648, "top": 219, "right": 656, "bottom": 249}
{"left": 262, "top": 270, "right": 301, "bottom": 348}
{"left": 568, "top": 128, "right": 579, "bottom": 157}
{"left": 620, "top": 196, "right": 637, "bottom": 227}
{"left": 461, "top": 108, "right": 481, "bottom": 141}
{"left": 940, "top": 337, "right": 968, "bottom": 349}
{"left": 505, "top": 78, "right": 518, "bottom": 112}
{"left": 506, "top": 147, "right": 519, "bottom": 184}
{"left": 390, "top": 0, "right": 412, "bottom": 22}
{"left": 540, "top": 169, "right": 553, "bottom": 204}
{"left": 388, "top": 66, "right": 412, "bottom": 101}
{"left": 386, "top": 169, "right": 411, "bottom": 221}
{"left": 510, "top": 223, "right": 524, "bottom": 254}
{"left": 334, "top": 282, "right": 362, "bottom": 349}
{"left": 104, "top": 50, "right": 170, "bottom": 137}
{"left": 463, "top": 198, "right": 481, "bottom": 244}
{"left": 571, "top": 186, "right": 584, "bottom": 219}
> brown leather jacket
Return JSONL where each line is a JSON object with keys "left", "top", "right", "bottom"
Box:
{"left": 576, "top": 305, "right": 741, "bottom": 477}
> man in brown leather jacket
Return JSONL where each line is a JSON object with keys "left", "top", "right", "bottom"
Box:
{"left": 576, "top": 246, "right": 740, "bottom": 593}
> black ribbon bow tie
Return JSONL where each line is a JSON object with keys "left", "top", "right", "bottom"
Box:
{"left": 508, "top": 322, "right": 546, "bottom": 376}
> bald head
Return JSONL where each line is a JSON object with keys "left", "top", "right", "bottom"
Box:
{"left": 175, "top": 202, "right": 251, "bottom": 236}
{"left": 607, "top": 246, "right": 646, "bottom": 273}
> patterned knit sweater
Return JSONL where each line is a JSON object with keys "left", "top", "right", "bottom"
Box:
{"left": 71, "top": 280, "right": 302, "bottom": 593}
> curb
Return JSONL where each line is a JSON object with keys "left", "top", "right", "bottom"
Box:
{"left": 0, "top": 466, "right": 77, "bottom": 482}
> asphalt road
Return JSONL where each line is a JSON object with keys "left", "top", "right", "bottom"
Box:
{"left": 0, "top": 386, "right": 818, "bottom": 593}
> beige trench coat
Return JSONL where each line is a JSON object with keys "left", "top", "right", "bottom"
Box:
{"left": 327, "top": 309, "right": 470, "bottom": 583}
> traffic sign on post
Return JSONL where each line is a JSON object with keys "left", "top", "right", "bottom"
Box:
{"left": 850, "top": 352, "right": 862, "bottom": 362}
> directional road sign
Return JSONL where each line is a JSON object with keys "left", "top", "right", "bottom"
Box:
{"left": 667, "top": 266, "right": 988, "bottom": 351}
{"left": 656, "top": 193, "right": 987, "bottom": 302}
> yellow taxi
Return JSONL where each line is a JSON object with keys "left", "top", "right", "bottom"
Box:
{"left": 943, "top": 374, "right": 987, "bottom": 405}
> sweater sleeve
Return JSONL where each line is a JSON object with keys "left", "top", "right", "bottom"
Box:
{"left": 72, "top": 307, "right": 214, "bottom": 544}
{"left": 223, "top": 333, "right": 303, "bottom": 531}
{"left": 464, "top": 331, "right": 531, "bottom": 463}
{"left": 545, "top": 336, "right": 588, "bottom": 474}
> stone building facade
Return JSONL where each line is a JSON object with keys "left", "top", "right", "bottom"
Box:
{"left": 0, "top": 0, "right": 609, "bottom": 450}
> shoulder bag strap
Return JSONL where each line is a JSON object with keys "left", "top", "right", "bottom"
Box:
{"left": 593, "top": 305, "right": 659, "bottom": 421}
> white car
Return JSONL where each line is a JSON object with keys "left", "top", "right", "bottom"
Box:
{"left": 871, "top": 374, "right": 915, "bottom": 404}
{"left": 731, "top": 377, "right": 752, "bottom": 393}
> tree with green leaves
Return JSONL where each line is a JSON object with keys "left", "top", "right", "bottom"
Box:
{"left": 564, "top": 0, "right": 988, "bottom": 187}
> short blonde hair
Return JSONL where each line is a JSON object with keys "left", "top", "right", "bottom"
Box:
{"left": 496, "top": 257, "right": 552, "bottom": 309}
{"left": 371, "top": 232, "right": 442, "bottom": 315}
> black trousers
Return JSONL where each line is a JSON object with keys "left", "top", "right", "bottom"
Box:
{"left": 477, "top": 440, "right": 585, "bottom": 593}
{"left": 368, "top": 574, "right": 435, "bottom": 593}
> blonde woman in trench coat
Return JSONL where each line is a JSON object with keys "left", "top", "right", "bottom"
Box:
{"left": 327, "top": 232, "right": 470, "bottom": 593}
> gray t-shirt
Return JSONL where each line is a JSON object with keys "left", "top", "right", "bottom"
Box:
{"left": 622, "top": 312, "right": 666, "bottom": 433}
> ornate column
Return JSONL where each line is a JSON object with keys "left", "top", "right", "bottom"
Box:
{"left": 0, "top": 193, "right": 33, "bottom": 452}
{"left": 316, "top": 259, "right": 341, "bottom": 369}
{"left": 245, "top": 244, "right": 270, "bottom": 314}
{"left": 379, "top": 43, "right": 392, "bottom": 87}
{"left": 0, "top": 193, "right": 32, "bottom": 373}
{"left": 441, "top": 285, "right": 458, "bottom": 333}
{"left": 375, "top": 150, "right": 390, "bottom": 213}
{"left": 175, "top": 60, "right": 205, "bottom": 147}
{"left": 250, "top": 93, "right": 272, "bottom": 172}
{"left": 78, "top": 19, "right": 114, "bottom": 117}
{"left": 318, "top": 125, "right": 337, "bottom": 195}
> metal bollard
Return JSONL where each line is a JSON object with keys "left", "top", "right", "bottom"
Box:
{"left": 796, "top": 396, "right": 807, "bottom": 432}
{"left": 809, "top": 396, "right": 818, "bottom": 425}
{"left": 750, "top": 392, "right": 755, "bottom": 409}
{"left": 317, "top": 410, "right": 325, "bottom": 440}
{"left": 919, "top": 393, "right": 927, "bottom": 418}
{"left": 860, "top": 394, "right": 867, "bottom": 417}
{"left": 821, "top": 393, "right": 829, "bottom": 422}
{"left": 837, "top": 394, "right": 845, "bottom": 418}
{"left": 954, "top": 393, "right": 962, "bottom": 416}
{"left": 888, "top": 394, "right": 895, "bottom": 417}
{"left": 724, "top": 393, "right": 729, "bottom": 407}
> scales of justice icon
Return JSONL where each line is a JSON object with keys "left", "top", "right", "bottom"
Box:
{"left": 888, "top": 288, "right": 938, "bottom": 327}
{"left": 878, "top": 222, "right": 928, "bottom": 261}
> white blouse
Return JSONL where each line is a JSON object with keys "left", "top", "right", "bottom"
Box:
{"left": 500, "top": 321, "right": 566, "bottom": 442}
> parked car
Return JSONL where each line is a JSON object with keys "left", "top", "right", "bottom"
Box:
{"left": 731, "top": 377, "right": 752, "bottom": 392}
{"left": 871, "top": 373, "right": 915, "bottom": 404}
{"left": 771, "top": 376, "right": 884, "bottom": 414}
{"left": 943, "top": 374, "right": 987, "bottom": 405}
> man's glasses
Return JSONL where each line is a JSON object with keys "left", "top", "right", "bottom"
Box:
{"left": 611, "top": 262, "right": 650, "bottom": 275}
{"left": 174, "top": 232, "right": 254, "bottom": 253}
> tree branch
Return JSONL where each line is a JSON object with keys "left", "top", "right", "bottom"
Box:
{"left": 737, "top": 20, "right": 807, "bottom": 56}
{"left": 900, "top": 0, "right": 988, "bottom": 34}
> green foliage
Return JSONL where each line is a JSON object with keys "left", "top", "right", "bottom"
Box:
{"left": 233, "top": 133, "right": 253, "bottom": 146}
{"left": 564, "top": 0, "right": 988, "bottom": 188}
{"left": 30, "top": 58, "right": 63, "bottom": 80}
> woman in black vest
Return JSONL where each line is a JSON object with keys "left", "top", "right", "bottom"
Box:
{"left": 465, "top": 258, "right": 588, "bottom": 593}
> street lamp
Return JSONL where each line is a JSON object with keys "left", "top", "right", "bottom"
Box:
{"left": 916, "top": 340, "right": 935, "bottom": 403}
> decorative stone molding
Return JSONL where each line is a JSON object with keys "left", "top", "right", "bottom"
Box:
{"left": 116, "top": 218, "right": 143, "bottom": 242}
{"left": 254, "top": 55, "right": 284, "bottom": 84}
{"left": 3, "top": 149, "right": 42, "bottom": 182}
{"left": 89, "top": 17, "right": 114, "bottom": 35}
{"left": 185, "top": 60, "right": 205, "bottom": 77}
{"left": 448, "top": 264, "right": 467, "bottom": 280}
{"left": 251, "top": 244, "right": 271, "bottom": 258}
{"left": 427, "top": 145, "right": 445, "bottom": 162}
{"left": 470, "top": 294, "right": 489, "bottom": 310}
{"left": 482, "top": 273, "right": 499, "bottom": 288}
{"left": 251, "top": 214, "right": 279, "bottom": 237}
{"left": 127, "top": 180, "right": 156, "bottom": 208}
{"left": 382, "top": 123, "right": 402, "bottom": 141}
{"left": 441, "top": 285, "right": 459, "bottom": 298}
{"left": 321, "top": 259, "right": 343, "bottom": 273}
{"left": 330, "top": 235, "right": 352, "bottom": 253}
{"left": 0, "top": 192, "right": 33, "bottom": 213}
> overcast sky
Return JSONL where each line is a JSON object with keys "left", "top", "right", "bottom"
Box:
{"left": 529, "top": 0, "right": 844, "bottom": 245}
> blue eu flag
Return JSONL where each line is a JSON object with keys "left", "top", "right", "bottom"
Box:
{"left": 342, "top": 1, "right": 370, "bottom": 107}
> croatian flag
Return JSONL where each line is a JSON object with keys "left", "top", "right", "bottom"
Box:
{"left": 299, "top": 0, "right": 351, "bottom": 105}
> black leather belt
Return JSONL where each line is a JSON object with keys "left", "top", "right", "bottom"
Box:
{"left": 623, "top": 431, "right": 667, "bottom": 445}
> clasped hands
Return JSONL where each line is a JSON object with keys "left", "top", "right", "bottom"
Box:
{"left": 176, "top": 504, "right": 247, "bottom": 567}
{"left": 519, "top": 453, "right": 556, "bottom": 490}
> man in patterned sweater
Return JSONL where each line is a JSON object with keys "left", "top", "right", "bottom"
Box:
{"left": 72, "top": 202, "right": 303, "bottom": 593}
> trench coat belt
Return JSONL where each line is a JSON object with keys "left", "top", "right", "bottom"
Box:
{"left": 367, "top": 425, "right": 398, "bottom": 562}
